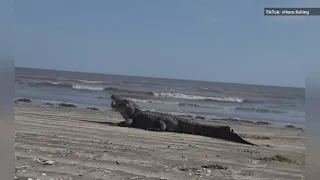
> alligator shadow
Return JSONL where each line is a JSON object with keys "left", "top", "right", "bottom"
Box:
{"left": 78, "top": 119, "right": 164, "bottom": 131}
{"left": 78, "top": 120, "right": 128, "bottom": 127}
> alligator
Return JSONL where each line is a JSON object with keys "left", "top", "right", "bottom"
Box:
{"left": 110, "top": 94, "right": 257, "bottom": 146}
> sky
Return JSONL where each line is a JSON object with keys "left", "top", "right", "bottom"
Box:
{"left": 13, "top": 0, "right": 319, "bottom": 88}
{"left": 0, "top": 0, "right": 13, "bottom": 58}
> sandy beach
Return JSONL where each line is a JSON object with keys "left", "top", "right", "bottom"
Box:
{"left": 15, "top": 103, "right": 305, "bottom": 180}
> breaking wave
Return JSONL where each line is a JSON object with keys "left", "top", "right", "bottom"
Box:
{"left": 233, "top": 107, "right": 285, "bottom": 114}
{"left": 154, "top": 92, "right": 244, "bottom": 103}
{"left": 103, "top": 87, "right": 154, "bottom": 96}
{"left": 72, "top": 84, "right": 105, "bottom": 91}
{"left": 27, "top": 81, "right": 73, "bottom": 88}
{"left": 126, "top": 98, "right": 178, "bottom": 105}
{"left": 124, "top": 98, "right": 286, "bottom": 114}
{"left": 21, "top": 80, "right": 155, "bottom": 95}
{"left": 24, "top": 81, "right": 105, "bottom": 91}
{"left": 74, "top": 79, "right": 106, "bottom": 84}
{"left": 21, "top": 80, "right": 246, "bottom": 103}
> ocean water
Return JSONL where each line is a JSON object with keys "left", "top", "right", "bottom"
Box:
{"left": 15, "top": 67, "right": 305, "bottom": 127}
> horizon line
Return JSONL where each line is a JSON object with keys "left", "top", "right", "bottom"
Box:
{"left": 15, "top": 66, "right": 305, "bottom": 89}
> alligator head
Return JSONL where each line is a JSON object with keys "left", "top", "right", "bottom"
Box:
{"left": 110, "top": 94, "right": 140, "bottom": 120}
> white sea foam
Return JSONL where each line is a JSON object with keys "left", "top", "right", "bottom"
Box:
{"left": 127, "top": 98, "right": 178, "bottom": 105}
{"left": 26, "top": 80, "right": 106, "bottom": 91}
{"left": 153, "top": 92, "right": 244, "bottom": 103}
{"left": 72, "top": 84, "right": 105, "bottom": 91}
{"left": 75, "top": 79, "right": 105, "bottom": 84}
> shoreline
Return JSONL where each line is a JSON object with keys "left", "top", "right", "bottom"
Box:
{"left": 15, "top": 102, "right": 305, "bottom": 180}
{"left": 15, "top": 97, "right": 305, "bottom": 130}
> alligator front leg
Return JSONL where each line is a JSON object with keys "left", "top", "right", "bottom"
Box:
{"left": 158, "top": 120, "right": 167, "bottom": 131}
{"left": 117, "top": 118, "right": 133, "bottom": 127}
{"left": 124, "top": 119, "right": 133, "bottom": 126}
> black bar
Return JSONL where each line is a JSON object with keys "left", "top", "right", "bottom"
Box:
{"left": 264, "top": 8, "right": 320, "bottom": 16}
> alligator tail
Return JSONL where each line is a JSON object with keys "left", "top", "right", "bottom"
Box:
{"left": 180, "top": 122, "right": 257, "bottom": 146}
{"left": 223, "top": 131, "right": 257, "bottom": 146}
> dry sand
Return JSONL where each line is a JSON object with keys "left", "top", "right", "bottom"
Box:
{"left": 15, "top": 103, "right": 305, "bottom": 180}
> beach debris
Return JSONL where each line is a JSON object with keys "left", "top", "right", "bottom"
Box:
{"left": 257, "top": 155, "right": 297, "bottom": 164}
{"left": 42, "top": 102, "right": 54, "bottom": 107}
{"left": 15, "top": 98, "right": 32, "bottom": 103}
{"left": 129, "top": 177, "right": 139, "bottom": 179}
{"left": 58, "top": 103, "right": 77, "bottom": 108}
{"left": 195, "top": 116, "right": 205, "bottom": 120}
{"left": 195, "top": 170, "right": 202, "bottom": 175}
{"left": 42, "top": 160, "right": 55, "bottom": 165}
{"left": 178, "top": 166, "right": 198, "bottom": 172}
{"left": 15, "top": 165, "right": 30, "bottom": 174}
{"left": 201, "top": 164, "right": 229, "bottom": 170}
{"left": 178, "top": 163, "right": 229, "bottom": 176}
{"left": 33, "top": 158, "right": 42, "bottom": 163}
{"left": 160, "top": 177, "right": 169, "bottom": 180}
{"left": 255, "top": 121, "right": 271, "bottom": 125}
{"left": 285, "top": 124, "right": 296, "bottom": 128}
{"left": 86, "top": 107, "right": 100, "bottom": 111}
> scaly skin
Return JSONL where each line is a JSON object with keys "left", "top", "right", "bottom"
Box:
{"left": 110, "top": 94, "right": 257, "bottom": 146}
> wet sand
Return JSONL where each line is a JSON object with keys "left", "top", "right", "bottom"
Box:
{"left": 15, "top": 103, "right": 305, "bottom": 180}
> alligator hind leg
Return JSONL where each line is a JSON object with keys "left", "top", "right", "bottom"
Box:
{"left": 143, "top": 120, "right": 167, "bottom": 132}
{"left": 116, "top": 121, "right": 130, "bottom": 127}
{"left": 124, "top": 119, "right": 133, "bottom": 126}
{"left": 159, "top": 120, "right": 167, "bottom": 131}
